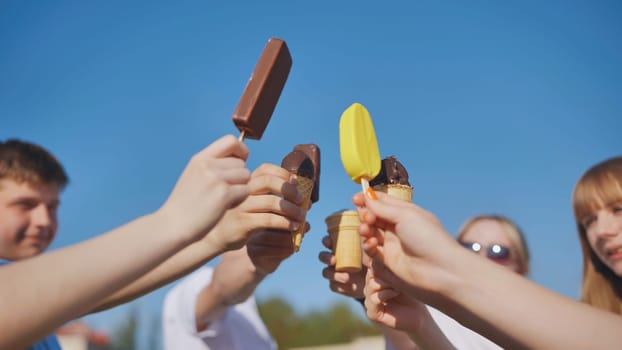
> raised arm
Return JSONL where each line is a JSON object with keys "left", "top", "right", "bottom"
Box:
{"left": 90, "top": 163, "right": 305, "bottom": 313}
{"left": 0, "top": 135, "right": 250, "bottom": 349}
{"left": 354, "top": 191, "right": 622, "bottom": 350}
{"left": 193, "top": 229, "right": 295, "bottom": 330}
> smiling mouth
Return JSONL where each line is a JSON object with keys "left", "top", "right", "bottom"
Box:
{"left": 608, "top": 247, "right": 622, "bottom": 257}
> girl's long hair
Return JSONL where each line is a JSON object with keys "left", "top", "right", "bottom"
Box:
{"left": 572, "top": 156, "right": 622, "bottom": 314}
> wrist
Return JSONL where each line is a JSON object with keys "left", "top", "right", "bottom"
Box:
{"left": 212, "top": 250, "right": 265, "bottom": 306}
{"left": 143, "top": 210, "right": 193, "bottom": 250}
{"left": 246, "top": 256, "right": 269, "bottom": 284}
{"left": 152, "top": 206, "right": 198, "bottom": 248}
{"left": 252, "top": 266, "right": 270, "bottom": 280}
{"left": 201, "top": 227, "right": 229, "bottom": 257}
{"left": 427, "top": 244, "right": 479, "bottom": 315}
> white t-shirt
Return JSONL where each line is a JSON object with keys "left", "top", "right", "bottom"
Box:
{"left": 163, "top": 267, "right": 276, "bottom": 350}
{"left": 428, "top": 306, "right": 501, "bottom": 349}
{"left": 384, "top": 306, "right": 501, "bottom": 350}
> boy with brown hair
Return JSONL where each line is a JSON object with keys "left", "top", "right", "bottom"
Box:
{"left": 0, "top": 136, "right": 307, "bottom": 349}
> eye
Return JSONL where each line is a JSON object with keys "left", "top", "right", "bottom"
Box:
{"left": 13, "top": 199, "right": 38, "bottom": 211}
{"left": 612, "top": 203, "right": 622, "bottom": 214}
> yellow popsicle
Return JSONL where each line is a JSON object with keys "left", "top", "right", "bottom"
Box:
{"left": 339, "top": 102, "right": 381, "bottom": 198}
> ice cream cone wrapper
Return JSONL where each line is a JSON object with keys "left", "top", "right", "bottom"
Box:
{"left": 292, "top": 175, "right": 314, "bottom": 252}
{"left": 325, "top": 210, "right": 362, "bottom": 272}
{"left": 372, "top": 184, "right": 413, "bottom": 202}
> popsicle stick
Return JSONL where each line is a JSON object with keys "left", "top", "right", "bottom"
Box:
{"left": 361, "top": 178, "right": 377, "bottom": 200}
{"left": 238, "top": 130, "right": 246, "bottom": 142}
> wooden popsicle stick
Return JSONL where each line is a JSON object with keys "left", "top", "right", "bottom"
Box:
{"left": 238, "top": 130, "right": 246, "bottom": 142}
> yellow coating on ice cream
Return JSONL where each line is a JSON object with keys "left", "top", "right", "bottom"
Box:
{"left": 339, "top": 103, "right": 381, "bottom": 184}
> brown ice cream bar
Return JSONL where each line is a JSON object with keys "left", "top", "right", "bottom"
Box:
{"left": 369, "top": 156, "right": 411, "bottom": 187}
{"left": 232, "top": 37, "right": 292, "bottom": 140}
{"left": 281, "top": 150, "right": 314, "bottom": 179}
{"left": 293, "top": 144, "right": 321, "bottom": 203}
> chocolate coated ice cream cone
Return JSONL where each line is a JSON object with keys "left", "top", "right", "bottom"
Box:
{"left": 370, "top": 156, "right": 413, "bottom": 202}
{"left": 372, "top": 184, "right": 413, "bottom": 201}
{"left": 292, "top": 175, "right": 314, "bottom": 251}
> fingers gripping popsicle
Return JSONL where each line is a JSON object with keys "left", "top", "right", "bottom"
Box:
{"left": 281, "top": 144, "right": 320, "bottom": 252}
{"left": 339, "top": 103, "right": 381, "bottom": 199}
{"left": 325, "top": 158, "right": 412, "bottom": 272}
{"left": 232, "top": 37, "right": 292, "bottom": 141}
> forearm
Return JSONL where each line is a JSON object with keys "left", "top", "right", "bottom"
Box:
{"left": 0, "top": 212, "right": 189, "bottom": 349}
{"left": 91, "top": 238, "right": 224, "bottom": 313}
{"left": 194, "top": 249, "right": 266, "bottom": 331}
{"left": 384, "top": 327, "right": 420, "bottom": 350}
{"left": 436, "top": 250, "right": 622, "bottom": 349}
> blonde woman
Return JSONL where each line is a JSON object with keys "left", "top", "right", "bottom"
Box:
{"left": 358, "top": 155, "right": 622, "bottom": 349}
{"left": 456, "top": 215, "right": 529, "bottom": 276}
{"left": 573, "top": 156, "right": 622, "bottom": 314}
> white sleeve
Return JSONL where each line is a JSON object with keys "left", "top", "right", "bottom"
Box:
{"left": 163, "top": 267, "right": 216, "bottom": 350}
{"left": 427, "top": 306, "right": 503, "bottom": 350}
{"left": 162, "top": 267, "right": 276, "bottom": 350}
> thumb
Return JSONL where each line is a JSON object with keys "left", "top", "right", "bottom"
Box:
{"left": 199, "top": 134, "right": 250, "bottom": 161}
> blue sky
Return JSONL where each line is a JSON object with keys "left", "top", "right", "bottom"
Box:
{"left": 1, "top": 0, "right": 621, "bottom": 347}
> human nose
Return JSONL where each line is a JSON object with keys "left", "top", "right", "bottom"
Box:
{"left": 594, "top": 212, "right": 620, "bottom": 238}
{"left": 31, "top": 204, "right": 55, "bottom": 228}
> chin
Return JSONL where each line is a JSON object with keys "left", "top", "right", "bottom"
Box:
{"left": 604, "top": 260, "right": 622, "bottom": 278}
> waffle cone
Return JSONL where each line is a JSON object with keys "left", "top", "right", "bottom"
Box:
{"left": 292, "top": 175, "right": 314, "bottom": 252}
{"left": 325, "top": 210, "right": 362, "bottom": 272}
{"left": 372, "top": 184, "right": 413, "bottom": 202}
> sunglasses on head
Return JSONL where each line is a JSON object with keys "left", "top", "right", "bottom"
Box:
{"left": 459, "top": 241, "right": 511, "bottom": 260}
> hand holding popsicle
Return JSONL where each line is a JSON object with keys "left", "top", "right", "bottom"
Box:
{"left": 339, "top": 103, "right": 382, "bottom": 199}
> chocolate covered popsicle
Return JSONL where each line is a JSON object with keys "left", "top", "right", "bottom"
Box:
{"left": 232, "top": 37, "right": 292, "bottom": 141}
{"left": 281, "top": 147, "right": 317, "bottom": 252}
{"left": 369, "top": 156, "right": 413, "bottom": 201}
